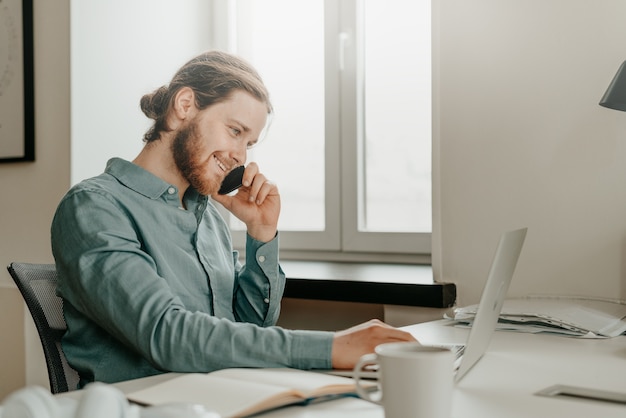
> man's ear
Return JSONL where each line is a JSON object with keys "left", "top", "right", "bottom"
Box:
{"left": 172, "top": 87, "right": 196, "bottom": 122}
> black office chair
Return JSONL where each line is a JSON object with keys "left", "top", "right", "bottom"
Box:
{"left": 7, "top": 262, "right": 80, "bottom": 393}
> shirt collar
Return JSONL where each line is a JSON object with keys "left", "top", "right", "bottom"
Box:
{"left": 105, "top": 157, "right": 176, "bottom": 200}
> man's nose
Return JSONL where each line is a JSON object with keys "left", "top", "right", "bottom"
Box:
{"left": 230, "top": 145, "right": 246, "bottom": 166}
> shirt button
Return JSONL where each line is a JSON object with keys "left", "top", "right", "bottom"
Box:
{"left": 258, "top": 255, "right": 266, "bottom": 263}
{"left": 167, "top": 187, "right": 176, "bottom": 195}
{"left": 263, "top": 298, "right": 270, "bottom": 304}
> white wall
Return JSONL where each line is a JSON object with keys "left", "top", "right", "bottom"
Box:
{"left": 70, "top": 0, "right": 213, "bottom": 183}
{"left": 433, "top": 0, "right": 626, "bottom": 305}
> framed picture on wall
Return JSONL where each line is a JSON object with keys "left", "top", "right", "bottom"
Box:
{"left": 0, "top": 0, "right": 34, "bottom": 162}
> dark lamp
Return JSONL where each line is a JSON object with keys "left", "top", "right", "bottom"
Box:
{"left": 600, "top": 61, "right": 626, "bottom": 111}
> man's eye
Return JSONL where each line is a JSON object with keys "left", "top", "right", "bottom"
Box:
{"left": 230, "top": 127, "right": 241, "bottom": 136}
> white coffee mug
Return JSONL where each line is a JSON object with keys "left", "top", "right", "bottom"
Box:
{"left": 354, "top": 342, "right": 454, "bottom": 418}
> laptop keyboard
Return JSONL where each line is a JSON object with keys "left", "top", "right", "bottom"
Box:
{"left": 324, "top": 344, "right": 466, "bottom": 379}
{"left": 438, "top": 343, "right": 466, "bottom": 359}
{"left": 429, "top": 343, "right": 465, "bottom": 372}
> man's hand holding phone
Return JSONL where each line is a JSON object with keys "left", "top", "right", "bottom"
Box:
{"left": 212, "top": 163, "right": 281, "bottom": 243}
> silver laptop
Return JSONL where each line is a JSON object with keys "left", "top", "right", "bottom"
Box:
{"left": 447, "top": 227, "right": 527, "bottom": 382}
{"left": 328, "top": 227, "right": 527, "bottom": 382}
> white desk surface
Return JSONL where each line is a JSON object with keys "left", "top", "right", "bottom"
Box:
{"left": 64, "top": 319, "right": 626, "bottom": 417}
{"left": 404, "top": 320, "right": 626, "bottom": 418}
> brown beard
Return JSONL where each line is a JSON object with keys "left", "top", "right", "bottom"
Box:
{"left": 171, "top": 120, "right": 220, "bottom": 196}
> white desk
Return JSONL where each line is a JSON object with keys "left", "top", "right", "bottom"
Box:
{"left": 404, "top": 320, "right": 626, "bottom": 418}
{"left": 61, "top": 320, "right": 626, "bottom": 417}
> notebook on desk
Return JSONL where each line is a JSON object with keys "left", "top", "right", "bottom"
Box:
{"left": 328, "top": 227, "right": 527, "bottom": 383}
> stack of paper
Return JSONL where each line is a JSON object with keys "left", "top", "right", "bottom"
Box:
{"left": 449, "top": 296, "right": 626, "bottom": 338}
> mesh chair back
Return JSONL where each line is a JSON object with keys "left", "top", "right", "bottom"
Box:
{"left": 7, "top": 262, "right": 80, "bottom": 393}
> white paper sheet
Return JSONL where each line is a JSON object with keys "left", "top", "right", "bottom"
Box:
{"left": 450, "top": 296, "right": 626, "bottom": 338}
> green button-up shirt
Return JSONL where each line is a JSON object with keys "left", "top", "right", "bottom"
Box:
{"left": 51, "top": 158, "right": 333, "bottom": 387}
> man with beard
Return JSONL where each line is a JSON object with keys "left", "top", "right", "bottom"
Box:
{"left": 51, "top": 51, "right": 415, "bottom": 388}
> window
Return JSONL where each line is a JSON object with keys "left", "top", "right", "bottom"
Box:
{"left": 211, "top": 0, "right": 431, "bottom": 262}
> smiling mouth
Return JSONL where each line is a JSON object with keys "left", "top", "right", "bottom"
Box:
{"left": 213, "top": 155, "right": 229, "bottom": 172}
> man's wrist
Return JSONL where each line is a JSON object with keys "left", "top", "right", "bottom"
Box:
{"left": 247, "top": 227, "right": 278, "bottom": 243}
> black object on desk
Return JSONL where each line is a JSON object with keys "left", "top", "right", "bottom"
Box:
{"left": 281, "top": 261, "right": 456, "bottom": 308}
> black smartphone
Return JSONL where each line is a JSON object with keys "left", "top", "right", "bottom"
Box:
{"left": 218, "top": 165, "right": 245, "bottom": 195}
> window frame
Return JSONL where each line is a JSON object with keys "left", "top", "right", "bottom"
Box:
{"left": 210, "top": 0, "right": 432, "bottom": 264}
